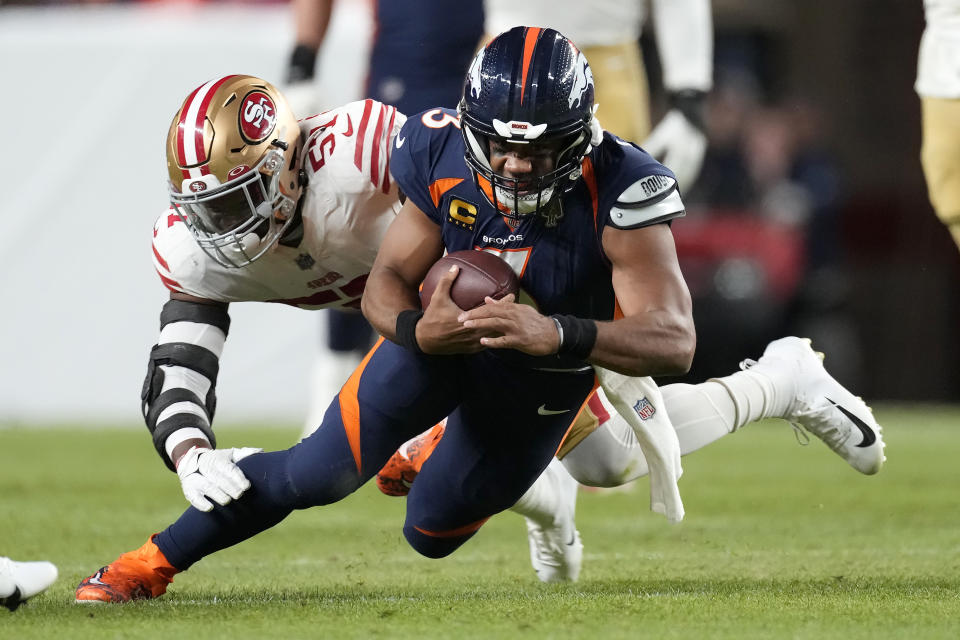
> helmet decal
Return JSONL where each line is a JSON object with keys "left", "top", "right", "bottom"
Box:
{"left": 491, "top": 119, "right": 547, "bottom": 140}
{"left": 468, "top": 49, "right": 484, "bottom": 99}
{"left": 239, "top": 91, "right": 277, "bottom": 143}
{"left": 188, "top": 180, "right": 208, "bottom": 193}
{"left": 175, "top": 75, "right": 238, "bottom": 174}
{"left": 568, "top": 52, "right": 594, "bottom": 109}
{"left": 519, "top": 27, "right": 542, "bottom": 105}
{"left": 227, "top": 164, "right": 251, "bottom": 179}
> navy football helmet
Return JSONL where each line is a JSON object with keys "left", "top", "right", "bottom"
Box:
{"left": 459, "top": 27, "right": 595, "bottom": 219}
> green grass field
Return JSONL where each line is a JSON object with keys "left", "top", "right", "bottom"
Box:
{"left": 1, "top": 407, "right": 958, "bottom": 639}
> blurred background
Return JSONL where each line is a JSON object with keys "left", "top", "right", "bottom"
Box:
{"left": 0, "top": 0, "right": 956, "bottom": 428}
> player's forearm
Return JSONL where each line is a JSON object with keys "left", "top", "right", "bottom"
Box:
{"left": 361, "top": 264, "right": 422, "bottom": 342}
{"left": 142, "top": 298, "right": 230, "bottom": 471}
{"left": 587, "top": 312, "right": 695, "bottom": 377}
{"left": 291, "top": 0, "right": 334, "bottom": 49}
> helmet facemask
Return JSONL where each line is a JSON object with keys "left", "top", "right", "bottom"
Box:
{"left": 461, "top": 123, "right": 590, "bottom": 220}
{"left": 171, "top": 141, "right": 298, "bottom": 268}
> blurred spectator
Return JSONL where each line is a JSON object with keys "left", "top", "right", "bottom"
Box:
{"left": 678, "top": 71, "right": 855, "bottom": 383}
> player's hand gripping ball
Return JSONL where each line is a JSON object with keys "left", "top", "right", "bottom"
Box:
{"left": 420, "top": 250, "right": 519, "bottom": 310}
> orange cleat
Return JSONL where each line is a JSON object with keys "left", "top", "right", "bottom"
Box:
{"left": 375, "top": 422, "right": 446, "bottom": 496}
{"left": 75, "top": 536, "right": 178, "bottom": 603}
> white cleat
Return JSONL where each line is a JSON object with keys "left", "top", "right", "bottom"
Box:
{"left": 0, "top": 557, "right": 58, "bottom": 611}
{"left": 741, "top": 336, "right": 886, "bottom": 474}
{"left": 525, "top": 461, "right": 584, "bottom": 583}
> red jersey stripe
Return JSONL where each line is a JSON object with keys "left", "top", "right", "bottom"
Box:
{"left": 370, "top": 103, "right": 387, "bottom": 189}
{"left": 354, "top": 99, "right": 374, "bottom": 173}
{"left": 152, "top": 243, "right": 170, "bottom": 272}
{"left": 155, "top": 269, "right": 183, "bottom": 292}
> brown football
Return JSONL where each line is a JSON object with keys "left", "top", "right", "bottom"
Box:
{"left": 420, "top": 250, "right": 520, "bottom": 310}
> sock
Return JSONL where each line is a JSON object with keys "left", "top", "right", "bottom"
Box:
{"left": 706, "top": 366, "right": 791, "bottom": 430}
{"left": 510, "top": 458, "right": 575, "bottom": 527}
{"left": 561, "top": 379, "right": 757, "bottom": 487}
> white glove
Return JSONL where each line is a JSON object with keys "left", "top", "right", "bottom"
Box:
{"left": 176, "top": 446, "right": 262, "bottom": 512}
{"left": 641, "top": 109, "right": 708, "bottom": 192}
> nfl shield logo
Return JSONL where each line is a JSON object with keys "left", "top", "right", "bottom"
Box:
{"left": 633, "top": 397, "right": 656, "bottom": 420}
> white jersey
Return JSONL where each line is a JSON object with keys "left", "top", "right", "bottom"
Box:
{"left": 152, "top": 100, "right": 404, "bottom": 309}
{"left": 485, "top": 0, "right": 643, "bottom": 47}
{"left": 917, "top": 0, "right": 960, "bottom": 98}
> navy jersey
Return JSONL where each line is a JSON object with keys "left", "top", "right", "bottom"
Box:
{"left": 391, "top": 108, "right": 686, "bottom": 323}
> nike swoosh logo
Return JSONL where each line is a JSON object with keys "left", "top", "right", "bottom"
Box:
{"left": 343, "top": 114, "right": 354, "bottom": 137}
{"left": 537, "top": 404, "right": 570, "bottom": 416}
{"left": 825, "top": 397, "right": 877, "bottom": 447}
{"left": 395, "top": 135, "right": 406, "bottom": 148}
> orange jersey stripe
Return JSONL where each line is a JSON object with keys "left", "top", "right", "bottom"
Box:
{"left": 581, "top": 156, "right": 599, "bottom": 227}
{"left": 338, "top": 336, "right": 385, "bottom": 473}
{"left": 519, "top": 27, "right": 542, "bottom": 105}
{"left": 414, "top": 516, "right": 490, "bottom": 538}
{"left": 428, "top": 177, "right": 465, "bottom": 208}
{"left": 476, "top": 175, "right": 512, "bottom": 214}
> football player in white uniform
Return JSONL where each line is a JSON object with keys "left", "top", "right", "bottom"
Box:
{"left": 917, "top": 0, "right": 960, "bottom": 251}
{"left": 75, "top": 74, "right": 885, "bottom": 602}
{"left": 484, "top": 0, "right": 713, "bottom": 191}
{"left": 147, "top": 75, "right": 403, "bottom": 481}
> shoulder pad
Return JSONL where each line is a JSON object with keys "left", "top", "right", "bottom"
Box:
{"left": 608, "top": 175, "right": 685, "bottom": 229}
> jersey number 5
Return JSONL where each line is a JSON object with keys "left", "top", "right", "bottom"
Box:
{"left": 420, "top": 109, "right": 461, "bottom": 130}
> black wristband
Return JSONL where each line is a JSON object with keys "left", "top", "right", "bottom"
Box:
{"left": 395, "top": 309, "right": 425, "bottom": 354}
{"left": 668, "top": 89, "right": 708, "bottom": 133}
{"left": 551, "top": 314, "right": 598, "bottom": 360}
{"left": 287, "top": 44, "right": 319, "bottom": 84}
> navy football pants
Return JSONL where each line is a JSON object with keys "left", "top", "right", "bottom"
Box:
{"left": 154, "top": 339, "right": 595, "bottom": 569}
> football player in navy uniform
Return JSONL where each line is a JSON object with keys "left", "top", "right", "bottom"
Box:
{"left": 75, "top": 30, "right": 885, "bottom": 602}
{"left": 284, "top": 0, "right": 486, "bottom": 434}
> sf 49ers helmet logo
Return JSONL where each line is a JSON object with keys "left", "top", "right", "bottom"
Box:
{"left": 239, "top": 91, "right": 277, "bottom": 143}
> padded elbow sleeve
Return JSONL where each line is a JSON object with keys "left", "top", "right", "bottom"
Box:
{"left": 142, "top": 299, "right": 230, "bottom": 470}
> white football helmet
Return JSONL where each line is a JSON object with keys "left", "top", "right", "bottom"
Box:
{"left": 166, "top": 75, "right": 303, "bottom": 268}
